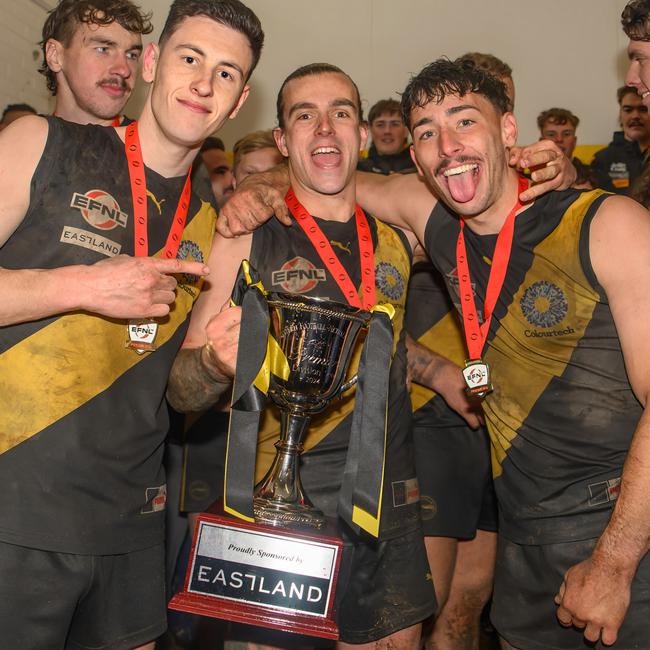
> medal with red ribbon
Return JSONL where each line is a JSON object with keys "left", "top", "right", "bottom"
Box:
{"left": 456, "top": 175, "right": 528, "bottom": 397}
{"left": 124, "top": 121, "right": 192, "bottom": 353}
{"left": 285, "top": 188, "right": 376, "bottom": 309}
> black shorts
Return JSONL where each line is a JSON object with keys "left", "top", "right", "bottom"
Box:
{"left": 492, "top": 536, "right": 650, "bottom": 650}
{"left": 222, "top": 526, "right": 436, "bottom": 645}
{"left": 0, "top": 540, "right": 166, "bottom": 650}
{"left": 412, "top": 402, "right": 498, "bottom": 538}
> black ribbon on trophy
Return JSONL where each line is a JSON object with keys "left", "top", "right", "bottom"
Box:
{"left": 223, "top": 260, "right": 395, "bottom": 538}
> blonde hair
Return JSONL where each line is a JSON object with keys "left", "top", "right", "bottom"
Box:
{"left": 233, "top": 129, "right": 279, "bottom": 172}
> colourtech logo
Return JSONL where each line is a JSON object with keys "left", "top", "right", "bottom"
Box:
{"left": 520, "top": 281, "right": 568, "bottom": 328}
{"left": 71, "top": 190, "right": 128, "bottom": 230}
{"left": 272, "top": 257, "right": 326, "bottom": 293}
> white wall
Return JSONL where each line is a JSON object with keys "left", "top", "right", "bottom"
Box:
{"left": 0, "top": 0, "right": 633, "bottom": 146}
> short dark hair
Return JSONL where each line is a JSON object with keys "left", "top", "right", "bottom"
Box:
{"left": 1, "top": 103, "right": 37, "bottom": 122}
{"left": 276, "top": 62, "right": 363, "bottom": 129}
{"left": 537, "top": 108, "right": 580, "bottom": 131}
{"left": 368, "top": 98, "right": 402, "bottom": 125}
{"left": 39, "top": 0, "right": 153, "bottom": 95}
{"left": 400, "top": 58, "right": 510, "bottom": 129}
{"left": 622, "top": 0, "right": 650, "bottom": 41}
{"left": 200, "top": 136, "right": 226, "bottom": 153}
{"left": 618, "top": 84, "right": 640, "bottom": 103}
{"left": 159, "top": 0, "right": 264, "bottom": 80}
{"left": 455, "top": 52, "right": 513, "bottom": 79}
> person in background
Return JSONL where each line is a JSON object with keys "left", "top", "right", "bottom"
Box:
{"left": 357, "top": 98, "right": 416, "bottom": 174}
{"left": 232, "top": 128, "right": 283, "bottom": 185}
{"left": 199, "top": 136, "right": 235, "bottom": 207}
{"left": 537, "top": 108, "right": 592, "bottom": 188}
{"left": 591, "top": 85, "right": 650, "bottom": 194}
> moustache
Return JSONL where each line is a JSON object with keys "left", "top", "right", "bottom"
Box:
{"left": 627, "top": 119, "right": 645, "bottom": 128}
{"left": 97, "top": 78, "right": 130, "bottom": 91}
{"left": 435, "top": 155, "right": 481, "bottom": 176}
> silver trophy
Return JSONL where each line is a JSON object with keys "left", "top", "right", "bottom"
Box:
{"left": 253, "top": 292, "right": 372, "bottom": 529}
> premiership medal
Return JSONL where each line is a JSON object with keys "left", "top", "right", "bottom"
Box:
{"left": 456, "top": 175, "right": 528, "bottom": 399}
{"left": 462, "top": 359, "right": 492, "bottom": 398}
{"left": 123, "top": 122, "right": 192, "bottom": 353}
{"left": 127, "top": 320, "right": 159, "bottom": 354}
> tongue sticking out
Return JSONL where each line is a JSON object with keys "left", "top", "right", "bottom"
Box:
{"left": 446, "top": 168, "right": 479, "bottom": 203}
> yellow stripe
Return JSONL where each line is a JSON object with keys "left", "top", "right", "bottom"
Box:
{"left": 410, "top": 311, "right": 466, "bottom": 411}
{"left": 0, "top": 203, "right": 215, "bottom": 454}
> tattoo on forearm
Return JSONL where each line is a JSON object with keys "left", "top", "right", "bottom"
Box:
{"left": 406, "top": 337, "right": 445, "bottom": 389}
{"left": 167, "top": 347, "right": 231, "bottom": 412}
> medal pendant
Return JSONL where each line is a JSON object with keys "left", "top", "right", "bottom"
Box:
{"left": 126, "top": 320, "right": 159, "bottom": 354}
{"left": 462, "top": 359, "right": 492, "bottom": 399}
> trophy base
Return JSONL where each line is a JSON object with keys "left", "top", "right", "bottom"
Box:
{"left": 168, "top": 501, "right": 342, "bottom": 640}
{"left": 253, "top": 496, "right": 325, "bottom": 529}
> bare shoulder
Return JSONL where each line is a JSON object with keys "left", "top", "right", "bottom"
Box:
{"left": 590, "top": 194, "right": 650, "bottom": 286}
{"left": 0, "top": 116, "right": 50, "bottom": 246}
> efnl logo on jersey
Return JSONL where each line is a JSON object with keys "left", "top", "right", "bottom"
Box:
{"left": 71, "top": 190, "right": 128, "bottom": 230}
{"left": 272, "top": 257, "right": 326, "bottom": 293}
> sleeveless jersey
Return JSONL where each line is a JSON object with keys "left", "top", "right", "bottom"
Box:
{"left": 249, "top": 211, "right": 419, "bottom": 539}
{"left": 424, "top": 188, "right": 642, "bottom": 544}
{"left": 0, "top": 117, "right": 216, "bottom": 554}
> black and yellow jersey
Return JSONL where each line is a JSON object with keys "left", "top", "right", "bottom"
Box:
{"left": 0, "top": 117, "right": 216, "bottom": 554}
{"left": 424, "top": 188, "right": 641, "bottom": 544}
{"left": 249, "top": 211, "right": 419, "bottom": 539}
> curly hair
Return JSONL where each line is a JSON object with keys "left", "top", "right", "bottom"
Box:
{"left": 39, "top": 0, "right": 152, "bottom": 95}
{"left": 622, "top": 0, "right": 650, "bottom": 41}
{"left": 537, "top": 108, "right": 580, "bottom": 131}
{"left": 400, "top": 58, "right": 510, "bottom": 129}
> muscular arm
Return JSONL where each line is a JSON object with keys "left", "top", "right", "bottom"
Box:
{"left": 0, "top": 117, "right": 208, "bottom": 325}
{"left": 555, "top": 195, "right": 650, "bottom": 645}
{"left": 167, "top": 232, "right": 252, "bottom": 412}
{"left": 406, "top": 334, "right": 483, "bottom": 429}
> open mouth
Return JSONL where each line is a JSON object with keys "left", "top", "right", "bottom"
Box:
{"left": 312, "top": 146, "right": 341, "bottom": 167}
{"left": 440, "top": 163, "right": 480, "bottom": 203}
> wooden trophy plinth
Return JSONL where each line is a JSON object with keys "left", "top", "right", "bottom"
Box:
{"left": 169, "top": 501, "right": 343, "bottom": 640}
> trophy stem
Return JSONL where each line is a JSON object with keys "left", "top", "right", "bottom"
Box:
{"left": 254, "top": 410, "right": 325, "bottom": 529}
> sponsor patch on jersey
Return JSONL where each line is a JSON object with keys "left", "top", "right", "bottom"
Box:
{"left": 60, "top": 226, "right": 121, "bottom": 257}
{"left": 375, "top": 261, "right": 404, "bottom": 301}
{"left": 588, "top": 477, "right": 620, "bottom": 507}
{"left": 392, "top": 478, "right": 420, "bottom": 507}
{"left": 272, "top": 257, "right": 326, "bottom": 293}
{"left": 177, "top": 239, "right": 205, "bottom": 295}
{"left": 520, "top": 281, "right": 571, "bottom": 340}
{"left": 71, "top": 190, "right": 128, "bottom": 230}
{"left": 141, "top": 484, "right": 167, "bottom": 514}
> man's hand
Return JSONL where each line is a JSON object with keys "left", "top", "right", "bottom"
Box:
{"left": 201, "top": 304, "right": 242, "bottom": 382}
{"left": 554, "top": 555, "right": 633, "bottom": 646}
{"left": 217, "top": 166, "right": 291, "bottom": 237}
{"left": 80, "top": 255, "right": 209, "bottom": 319}
{"left": 509, "top": 139, "right": 577, "bottom": 202}
{"left": 406, "top": 335, "right": 484, "bottom": 429}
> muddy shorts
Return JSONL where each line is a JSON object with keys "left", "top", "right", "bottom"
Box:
{"left": 492, "top": 535, "right": 650, "bottom": 650}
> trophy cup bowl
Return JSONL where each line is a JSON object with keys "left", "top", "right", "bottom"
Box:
{"left": 253, "top": 292, "right": 371, "bottom": 529}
